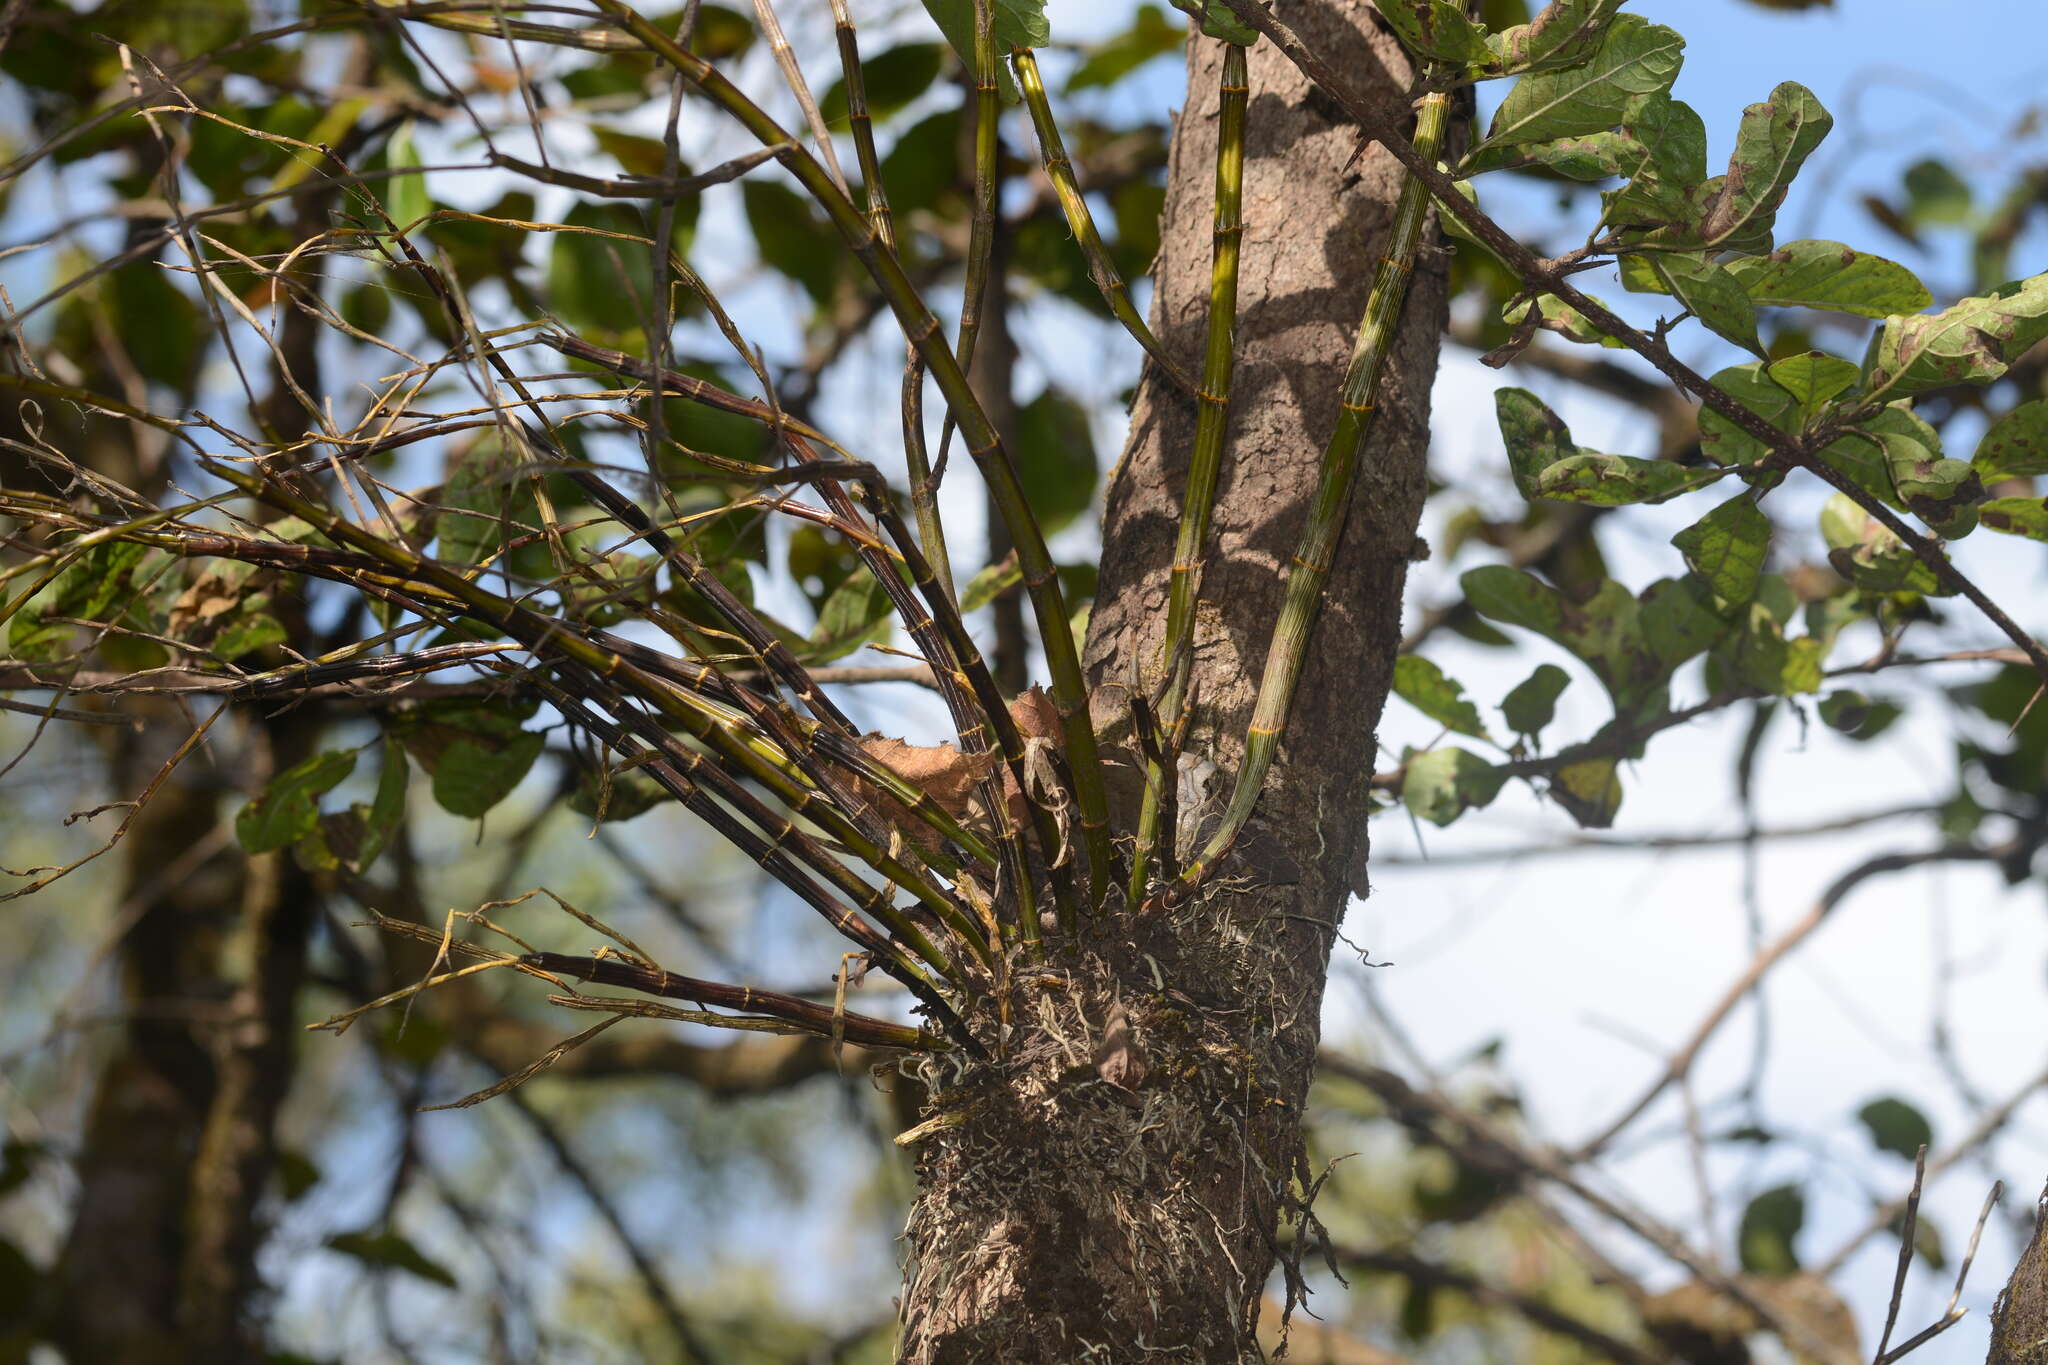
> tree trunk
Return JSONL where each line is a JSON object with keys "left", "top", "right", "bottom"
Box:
{"left": 896, "top": 0, "right": 1447, "bottom": 1357}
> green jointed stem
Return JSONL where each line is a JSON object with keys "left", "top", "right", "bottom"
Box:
{"left": 1129, "top": 41, "right": 1247, "bottom": 906}
{"left": 1180, "top": 88, "right": 1451, "bottom": 889}
{"left": 1011, "top": 47, "right": 1196, "bottom": 396}
{"left": 588, "top": 3, "right": 1116, "bottom": 910}
{"left": 955, "top": 0, "right": 999, "bottom": 379}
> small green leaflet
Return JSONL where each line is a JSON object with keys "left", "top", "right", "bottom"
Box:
{"left": 398, "top": 701, "right": 546, "bottom": 819}
{"left": 7, "top": 540, "right": 152, "bottom": 663}
{"left": 805, "top": 573, "right": 894, "bottom": 663}
{"left": 1738, "top": 1184, "right": 1805, "bottom": 1275}
{"left": 1691, "top": 82, "right": 1830, "bottom": 249}
{"left": 1167, "top": 0, "right": 1256, "bottom": 44}
{"left": 1867, "top": 270, "right": 2048, "bottom": 399}
{"left": 1972, "top": 400, "right": 2048, "bottom": 480}
{"left": 1549, "top": 755, "right": 1620, "bottom": 827}
{"left": 919, "top": 0, "right": 1049, "bottom": 61}
{"left": 237, "top": 749, "right": 358, "bottom": 854}
{"left": 1502, "top": 291, "right": 1626, "bottom": 347}
{"left": 1393, "top": 655, "right": 1492, "bottom": 739}
{"left": 1403, "top": 747, "right": 1506, "bottom": 827}
{"left": 958, "top": 557, "right": 1024, "bottom": 612}
{"left": 1484, "top": 0, "right": 1627, "bottom": 76}
{"left": 439, "top": 436, "right": 534, "bottom": 572}
{"left": 1763, "top": 351, "right": 1859, "bottom": 417}
{"left": 383, "top": 121, "right": 430, "bottom": 231}
{"left": 1599, "top": 91, "right": 1709, "bottom": 228}
{"left": 325, "top": 1231, "right": 458, "bottom": 1289}
{"left": 1501, "top": 662, "right": 1570, "bottom": 739}
{"left": 1819, "top": 493, "right": 1949, "bottom": 595}
{"left": 1723, "top": 239, "right": 1930, "bottom": 319}
{"left": 1649, "top": 253, "right": 1761, "bottom": 354}
{"left": 1374, "top": 0, "right": 1493, "bottom": 65}
{"left": 1496, "top": 387, "right": 1713, "bottom": 505}
{"left": 1481, "top": 15, "right": 1683, "bottom": 152}
{"left": 1856, "top": 1096, "right": 1934, "bottom": 1160}
{"left": 1672, "top": 495, "right": 1769, "bottom": 605}
{"left": 1979, "top": 496, "right": 2048, "bottom": 543}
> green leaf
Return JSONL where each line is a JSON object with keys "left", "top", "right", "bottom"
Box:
{"left": 1972, "top": 400, "right": 2048, "bottom": 480}
{"left": 7, "top": 540, "right": 151, "bottom": 662}
{"left": 1695, "top": 362, "right": 1907, "bottom": 505}
{"left": 1672, "top": 495, "right": 1769, "bottom": 605}
{"left": 1463, "top": 567, "right": 1679, "bottom": 715}
{"left": 1501, "top": 663, "right": 1571, "bottom": 739}
{"left": 1549, "top": 756, "right": 1621, "bottom": 827}
{"left": 805, "top": 573, "right": 894, "bottom": 663}
{"left": 742, "top": 180, "right": 845, "bottom": 306}
{"left": 1535, "top": 453, "right": 1708, "bottom": 505}
{"left": 1978, "top": 495, "right": 2048, "bottom": 542}
{"left": 1462, "top": 129, "right": 1638, "bottom": 180}
{"left": 545, "top": 200, "right": 693, "bottom": 338}
{"left": 1691, "top": 82, "right": 1830, "bottom": 249}
{"left": 1480, "top": 14, "right": 1683, "bottom": 151}
{"left": 1857, "top": 1096, "right": 1933, "bottom": 1161}
{"left": 567, "top": 765, "right": 668, "bottom": 824}
{"left": 1496, "top": 387, "right": 1708, "bottom": 505}
{"left": 1868, "top": 270, "right": 2048, "bottom": 398}
{"left": 1817, "top": 690, "right": 1869, "bottom": 732}
{"left": 214, "top": 610, "right": 286, "bottom": 662}
{"left": 1462, "top": 564, "right": 1565, "bottom": 639}
{"left": 1374, "top": 0, "right": 1493, "bottom": 64}
{"left": 357, "top": 739, "right": 409, "bottom": 870}
{"left": 383, "top": 120, "right": 429, "bottom": 231}
{"left": 1066, "top": 6, "right": 1183, "bottom": 91}
{"left": 919, "top": 0, "right": 1049, "bottom": 60}
{"left": 1764, "top": 351, "right": 1859, "bottom": 415}
{"left": 1639, "top": 575, "right": 1726, "bottom": 672}
{"left": 1485, "top": 0, "right": 1627, "bottom": 76}
{"left": 432, "top": 733, "right": 544, "bottom": 820}
{"left": 1650, "top": 253, "right": 1761, "bottom": 354}
{"left": 1012, "top": 386, "right": 1098, "bottom": 533}
{"left": 1166, "top": 0, "right": 1256, "bottom": 44}
{"left": 1403, "top": 747, "right": 1507, "bottom": 827}
{"left": 1502, "top": 291, "right": 1626, "bottom": 347}
{"left": 325, "top": 1231, "right": 458, "bottom": 1290}
{"left": 237, "top": 750, "right": 357, "bottom": 854}
{"left": 1393, "top": 655, "right": 1492, "bottom": 739}
{"left": 1818, "top": 690, "right": 1899, "bottom": 740}
{"left": 438, "top": 435, "right": 534, "bottom": 571}
{"left": 1723, "top": 239, "right": 1931, "bottom": 319}
{"left": 275, "top": 1149, "right": 321, "bottom": 1203}
{"left": 1820, "top": 493, "right": 1949, "bottom": 595}
{"left": 1887, "top": 450, "right": 1984, "bottom": 538}
{"left": 398, "top": 701, "right": 545, "bottom": 819}
{"left": 1738, "top": 1184, "right": 1806, "bottom": 1275}
{"left": 959, "top": 558, "right": 1023, "bottom": 613}
{"left": 1902, "top": 157, "right": 1972, "bottom": 227}
{"left": 1599, "top": 91, "right": 1709, "bottom": 227}
{"left": 589, "top": 124, "right": 670, "bottom": 177}
{"left": 820, "top": 43, "right": 944, "bottom": 124}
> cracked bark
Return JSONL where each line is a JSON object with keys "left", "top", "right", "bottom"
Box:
{"left": 896, "top": 1, "right": 1446, "bottom": 1359}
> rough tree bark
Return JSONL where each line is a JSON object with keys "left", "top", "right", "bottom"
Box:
{"left": 896, "top": 1, "right": 1447, "bottom": 1358}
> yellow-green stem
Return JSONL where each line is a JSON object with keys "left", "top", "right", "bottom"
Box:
{"left": 1012, "top": 46, "right": 1196, "bottom": 395}
{"left": 1129, "top": 41, "right": 1246, "bottom": 905}
{"left": 1180, "top": 88, "right": 1451, "bottom": 889}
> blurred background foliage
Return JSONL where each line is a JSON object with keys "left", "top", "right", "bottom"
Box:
{"left": 2, "top": 0, "right": 2047, "bottom": 1361}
